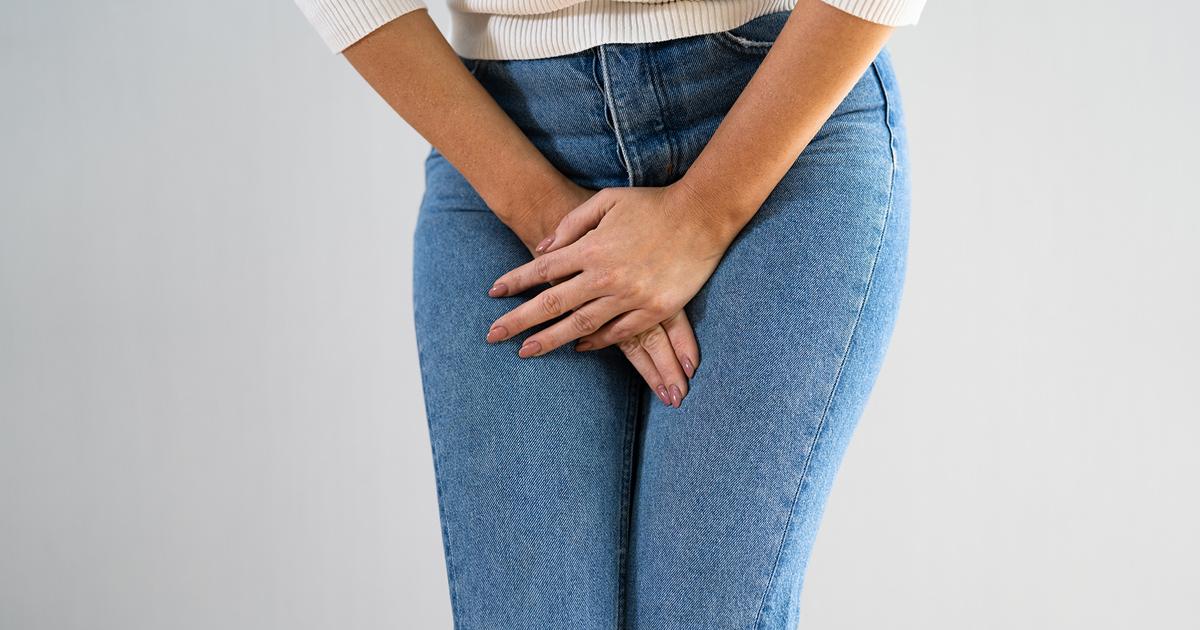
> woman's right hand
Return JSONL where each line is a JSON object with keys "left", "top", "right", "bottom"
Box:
{"left": 510, "top": 178, "right": 698, "bottom": 408}
{"left": 338, "top": 11, "right": 698, "bottom": 405}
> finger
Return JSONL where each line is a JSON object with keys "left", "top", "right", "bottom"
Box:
{"left": 660, "top": 310, "right": 700, "bottom": 379}
{"left": 636, "top": 325, "right": 689, "bottom": 408}
{"left": 538, "top": 188, "right": 617, "bottom": 254}
{"left": 516, "top": 296, "right": 626, "bottom": 358}
{"left": 575, "top": 308, "right": 661, "bottom": 352}
{"left": 488, "top": 247, "right": 582, "bottom": 298}
{"left": 614, "top": 339, "right": 672, "bottom": 406}
{"left": 486, "top": 276, "right": 599, "bottom": 344}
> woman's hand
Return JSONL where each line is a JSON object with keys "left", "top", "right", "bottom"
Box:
{"left": 486, "top": 180, "right": 735, "bottom": 360}
{"left": 609, "top": 311, "right": 700, "bottom": 407}
{"left": 340, "top": 9, "right": 714, "bottom": 407}
{"left": 502, "top": 180, "right": 711, "bottom": 407}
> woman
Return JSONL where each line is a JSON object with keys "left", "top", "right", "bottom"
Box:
{"left": 294, "top": 0, "right": 924, "bottom": 627}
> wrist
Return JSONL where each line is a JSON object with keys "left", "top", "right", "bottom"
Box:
{"left": 491, "top": 166, "right": 558, "bottom": 221}
{"left": 495, "top": 174, "right": 591, "bottom": 252}
{"left": 667, "top": 176, "right": 756, "bottom": 248}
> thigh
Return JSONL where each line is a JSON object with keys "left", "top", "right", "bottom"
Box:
{"left": 413, "top": 149, "right": 639, "bottom": 629}
{"left": 625, "top": 49, "right": 911, "bottom": 629}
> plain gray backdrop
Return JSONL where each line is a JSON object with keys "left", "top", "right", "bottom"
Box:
{"left": 2, "top": 1, "right": 1197, "bottom": 628}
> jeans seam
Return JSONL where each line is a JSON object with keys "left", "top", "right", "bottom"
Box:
{"left": 712, "top": 30, "right": 774, "bottom": 54}
{"left": 416, "top": 351, "right": 466, "bottom": 629}
{"left": 751, "top": 55, "right": 898, "bottom": 630}
{"left": 615, "top": 367, "right": 641, "bottom": 630}
{"left": 596, "top": 45, "right": 636, "bottom": 187}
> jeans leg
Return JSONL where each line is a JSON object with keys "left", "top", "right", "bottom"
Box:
{"left": 413, "top": 152, "right": 639, "bottom": 629}
{"left": 625, "top": 53, "right": 911, "bottom": 630}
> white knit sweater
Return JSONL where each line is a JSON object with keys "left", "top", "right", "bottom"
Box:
{"left": 295, "top": 0, "right": 926, "bottom": 60}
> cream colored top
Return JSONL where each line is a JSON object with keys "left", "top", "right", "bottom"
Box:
{"left": 295, "top": 0, "right": 926, "bottom": 60}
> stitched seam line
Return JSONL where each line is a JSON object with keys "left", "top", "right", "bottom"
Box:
{"left": 614, "top": 368, "right": 641, "bottom": 630}
{"left": 714, "top": 30, "right": 774, "bottom": 52}
{"left": 597, "top": 45, "right": 636, "bottom": 187}
{"left": 417, "top": 362, "right": 465, "bottom": 629}
{"left": 751, "top": 56, "right": 898, "bottom": 629}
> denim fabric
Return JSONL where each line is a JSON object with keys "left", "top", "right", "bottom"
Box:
{"left": 412, "top": 9, "right": 910, "bottom": 629}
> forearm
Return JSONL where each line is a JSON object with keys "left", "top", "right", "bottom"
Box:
{"left": 342, "top": 10, "right": 572, "bottom": 231}
{"left": 675, "top": 0, "right": 895, "bottom": 242}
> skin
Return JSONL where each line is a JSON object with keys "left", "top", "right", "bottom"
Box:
{"left": 343, "top": 0, "right": 894, "bottom": 408}
{"left": 342, "top": 7, "right": 697, "bottom": 407}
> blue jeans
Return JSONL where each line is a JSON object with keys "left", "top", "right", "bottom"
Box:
{"left": 413, "top": 10, "right": 910, "bottom": 629}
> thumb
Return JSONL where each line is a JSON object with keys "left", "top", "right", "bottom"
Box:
{"left": 536, "top": 188, "right": 617, "bottom": 254}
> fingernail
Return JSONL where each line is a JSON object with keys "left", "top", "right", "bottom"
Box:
{"left": 488, "top": 283, "right": 507, "bottom": 297}
{"left": 535, "top": 235, "right": 555, "bottom": 253}
{"left": 669, "top": 384, "right": 682, "bottom": 408}
{"left": 487, "top": 325, "right": 508, "bottom": 343}
{"left": 575, "top": 341, "right": 593, "bottom": 352}
{"left": 682, "top": 356, "right": 695, "bottom": 379}
{"left": 656, "top": 385, "right": 670, "bottom": 405}
{"left": 518, "top": 339, "right": 541, "bottom": 358}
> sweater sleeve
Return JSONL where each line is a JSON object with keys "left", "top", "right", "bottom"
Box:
{"left": 293, "top": 0, "right": 427, "bottom": 53}
{"left": 821, "top": 0, "right": 927, "bottom": 26}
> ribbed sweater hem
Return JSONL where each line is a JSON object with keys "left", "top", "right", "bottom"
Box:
{"left": 451, "top": 0, "right": 799, "bottom": 60}
{"left": 296, "top": 0, "right": 925, "bottom": 59}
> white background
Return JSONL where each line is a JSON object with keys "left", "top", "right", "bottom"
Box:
{"left": 2, "top": 1, "right": 1197, "bottom": 627}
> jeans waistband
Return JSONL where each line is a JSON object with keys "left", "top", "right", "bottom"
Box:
{"left": 461, "top": 10, "right": 796, "bottom": 187}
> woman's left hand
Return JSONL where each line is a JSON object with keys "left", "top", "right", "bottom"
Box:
{"left": 484, "top": 181, "right": 736, "bottom": 357}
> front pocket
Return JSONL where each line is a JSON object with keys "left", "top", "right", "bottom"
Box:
{"left": 458, "top": 55, "right": 484, "bottom": 77}
{"left": 712, "top": 10, "right": 790, "bottom": 53}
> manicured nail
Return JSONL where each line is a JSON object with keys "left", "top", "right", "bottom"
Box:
{"left": 682, "top": 356, "right": 695, "bottom": 379}
{"left": 575, "top": 341, "right": 593, "bottom": 352}
{"left": 518, "top": 339, "right": 541, "bottom": 358}
{"left": 535, "top": 234, "right": 555, "bottom": 253}
{"left": 487, "top": 325, "right": 508, "bottom": 343}
{"left": 669, "top": 384, "right": 682, "bottom": 408}
{"left": 488, "top": 282, "right": 507, "bottom": 297}
{"left": 656, "top": 385, "right": 670, "bottom": 405}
